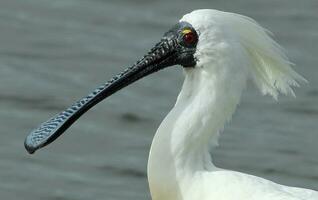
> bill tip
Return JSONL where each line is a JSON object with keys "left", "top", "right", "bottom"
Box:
{"left": 24, "top": 139, "right": 37, "bottom": 154}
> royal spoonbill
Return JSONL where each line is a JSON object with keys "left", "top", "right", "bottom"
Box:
{"left": 25, "top": 9, "right": 317, "bottom": 200}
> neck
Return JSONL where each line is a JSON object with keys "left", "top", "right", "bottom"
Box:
{"left": 147, "top": 61, "right": 247, "bottom": 200}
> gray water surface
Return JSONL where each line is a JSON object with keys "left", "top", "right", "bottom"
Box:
{"left": 0, "top": 0, "right": 317, "bottom": 199}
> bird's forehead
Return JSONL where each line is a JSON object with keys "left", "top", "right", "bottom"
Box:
{"left": 163, "top": 21, "right": 195, "bottom": 39}
{"left": 179, "top": 9, "right": 221, "bottom": 32}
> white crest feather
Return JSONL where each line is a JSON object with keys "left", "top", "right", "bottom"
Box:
{"left": 224, "top": 12, "right": 307, "bottom": 99}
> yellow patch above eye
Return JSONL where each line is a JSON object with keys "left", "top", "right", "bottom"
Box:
{"left": 182, "top": 29, "right": 192, "bottom": 34}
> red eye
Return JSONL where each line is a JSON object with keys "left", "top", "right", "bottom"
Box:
{"left": 183, "top": 32, "right": 196, "bottom": 44}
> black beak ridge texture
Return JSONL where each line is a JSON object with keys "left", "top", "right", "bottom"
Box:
{"left": 24, "top": 21, "right": 198, "bottom": 154}
{"left": 24, "top": 38, "right": 179, "bottom": 154}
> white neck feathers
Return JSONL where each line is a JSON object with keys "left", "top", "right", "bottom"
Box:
{"left": 148, "top": 53, "right": 248, "bottom": 199}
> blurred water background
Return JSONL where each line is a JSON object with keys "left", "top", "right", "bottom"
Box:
{"left": 0, "top": 0, "right": 317, "bottom": 199}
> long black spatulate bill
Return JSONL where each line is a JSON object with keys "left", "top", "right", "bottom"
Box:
{"left": 24, "top": 21, "right": 198, "bottom": 154}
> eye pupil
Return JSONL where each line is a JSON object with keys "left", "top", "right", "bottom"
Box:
{"left": 183, "top": 32, "right": 196, "bottom": 44}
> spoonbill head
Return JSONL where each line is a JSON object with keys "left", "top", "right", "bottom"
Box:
{"left": 25, "top": 9, "right": 316, "bottom": 200}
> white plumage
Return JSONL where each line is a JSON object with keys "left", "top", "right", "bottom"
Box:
{"left": 147, "top": 9, "right": 316, "bottom": 200}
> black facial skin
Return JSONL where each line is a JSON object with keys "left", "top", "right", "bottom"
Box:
{"left": 162, "top": 21, "right": 198, "bottom": 67}
{"left": 24, "top": 21, "right": 199, "bottom": 154}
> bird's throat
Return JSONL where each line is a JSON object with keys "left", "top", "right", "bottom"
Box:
{"left": 147, "top": 66, "right": 247, "bottom": 200}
